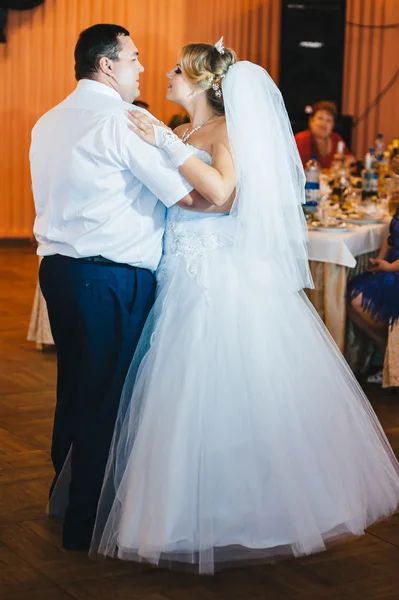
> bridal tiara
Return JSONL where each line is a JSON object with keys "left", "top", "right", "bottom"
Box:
{"left": 214, "top": 36, "right": 225, "bottom": 55}
{"left": 208, "top": 37, "right": 227, "bottom": 98}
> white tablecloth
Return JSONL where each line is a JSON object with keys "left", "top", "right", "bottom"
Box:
{"left": 307, "top": 222, "right": 389, "bottom": 268}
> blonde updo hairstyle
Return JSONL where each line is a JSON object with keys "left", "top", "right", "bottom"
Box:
{"left": 180, "top": 43, "right": 237, "bottom": 115}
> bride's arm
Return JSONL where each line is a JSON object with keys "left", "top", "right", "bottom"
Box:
{"left": 180, "top": 189, "right": 235, "bottom": 213}
{"left": 128, "top": 111, "right": 235, "bottom": 208}
{"left": 177, "top": 138, "right": 235, "bottom": 207}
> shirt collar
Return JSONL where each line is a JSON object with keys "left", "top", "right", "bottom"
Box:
{"left": 76, "top": 79, "right": 122, "bottom": 101}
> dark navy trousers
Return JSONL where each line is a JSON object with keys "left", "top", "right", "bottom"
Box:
{"left": 39, "top": 255, "right": 155, "bottom": 549}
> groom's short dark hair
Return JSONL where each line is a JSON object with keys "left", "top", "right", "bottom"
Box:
{"left": 74, "top": 24, "right": 130, "bottom": 81}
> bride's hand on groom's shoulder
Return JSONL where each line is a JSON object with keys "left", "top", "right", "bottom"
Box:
{"left": 127, "top": 110, "right": 170, "bottom": 147}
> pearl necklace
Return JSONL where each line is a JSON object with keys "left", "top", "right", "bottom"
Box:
{"left": 181, "top": 115, "right": 214, "bottom": 144}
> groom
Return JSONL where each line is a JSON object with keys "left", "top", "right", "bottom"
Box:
{"left": 30, "top": 24, "right": 206, "bottom": 550}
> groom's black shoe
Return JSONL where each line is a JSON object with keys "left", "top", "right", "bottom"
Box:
{"left": 62, "top": 542, "right": 90, "bottom": 552}
{"left": 62, "top": 527, "right": 92, "bottom": 552}
{"left": 63, "top": 539, "right": 91, "bottom": 551}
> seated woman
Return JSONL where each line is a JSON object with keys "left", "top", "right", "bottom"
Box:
{"left": 347, "top": 208, "right": 399, "bottom": 382}
{"left": 295, "top": 100, "right": 355, "bottom": 169}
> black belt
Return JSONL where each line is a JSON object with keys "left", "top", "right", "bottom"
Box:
{"left": 78, "top": 255, "right": 118, "bottom": 265}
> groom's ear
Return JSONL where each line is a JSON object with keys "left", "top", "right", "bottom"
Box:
{"left": 98, "top": 56, "right": 113, "bottom": 75}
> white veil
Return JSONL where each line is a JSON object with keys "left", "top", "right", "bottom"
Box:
{"left": 223, "top": 61, "right": 313, "bottom": 291}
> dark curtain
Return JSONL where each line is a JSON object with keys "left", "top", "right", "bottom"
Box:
{"left": 0, "top": 8, "right": 6, "bottom": 43}
{"left": 0, "top": 1, "right": 45, "bottom": 43}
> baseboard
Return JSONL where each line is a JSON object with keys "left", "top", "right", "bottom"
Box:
{"left": 0, "top": 238, "right": 35, "bottom": 247}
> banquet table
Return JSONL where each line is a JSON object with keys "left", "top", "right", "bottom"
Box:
{"left": 306, "top": 221, "right": 389, "bottom": 357}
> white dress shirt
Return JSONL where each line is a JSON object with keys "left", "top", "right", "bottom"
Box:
{"left": 30, "top": 79, "right": 193, "bottom": 271}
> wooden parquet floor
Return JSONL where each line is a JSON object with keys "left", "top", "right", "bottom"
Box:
{"left": 1, "top": 246, "right": 399, "bottom": 600}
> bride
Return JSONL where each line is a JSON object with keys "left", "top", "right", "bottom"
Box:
{"left": 89, "top": 39, "right": 399, "bottom": 574}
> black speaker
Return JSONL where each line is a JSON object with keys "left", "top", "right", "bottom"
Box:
{"left": 279, "top": 0, "right": 346, "bottom": 116}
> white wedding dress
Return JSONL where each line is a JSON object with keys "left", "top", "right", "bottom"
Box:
{"left": 90, "top": 145, "right": 399, "bottom": 574}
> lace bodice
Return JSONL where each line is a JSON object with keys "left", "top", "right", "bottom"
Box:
{"left": 162, "top": 146, "right": 234, "bottom": 277}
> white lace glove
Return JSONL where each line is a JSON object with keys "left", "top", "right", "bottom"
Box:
{"left": 153, "top": 126, "right": 194, "bottom": 168}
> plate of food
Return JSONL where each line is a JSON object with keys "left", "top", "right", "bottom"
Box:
{"left": 309, "top": 222, "right": 355, "bottom": 233}
{"left": 346, "top": 217, "right": 383, "bottom": 225}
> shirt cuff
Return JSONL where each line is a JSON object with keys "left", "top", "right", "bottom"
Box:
{"left": 160, "top": 183, "right": 194, "bottom": 208}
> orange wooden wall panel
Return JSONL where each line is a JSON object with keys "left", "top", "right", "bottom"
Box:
{"left": 0, "top": 0, "right": 397, "bottom": 237}
{"left": 343, "top": 0, "right": 399, "bottom": 157}
{"left": 0, "top": 0, "right": 186, "bottom": 238}
{"left": 186, "top": 0, "right": 281, "bottom": 81}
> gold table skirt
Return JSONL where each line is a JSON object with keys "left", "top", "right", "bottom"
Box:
{"left": 27, "top": 258, "right": 54, "bottom": 347}
{"left": 306, "top": 252, "right": 378, "bottom": 375}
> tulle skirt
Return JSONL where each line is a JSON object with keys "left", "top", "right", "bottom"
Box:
{"left": 90, "top": 248, "right": 399, "bottom": 574}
